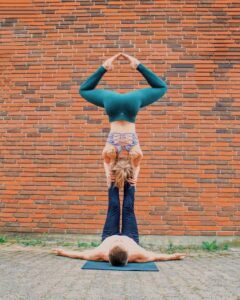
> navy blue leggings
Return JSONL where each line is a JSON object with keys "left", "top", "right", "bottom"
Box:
{"left": 102, "top": 180, "right": 139, "bottom": 244}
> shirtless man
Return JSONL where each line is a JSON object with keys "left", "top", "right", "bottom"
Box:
{"left": 53, "top": 180, "right": 186, "bottom": 266}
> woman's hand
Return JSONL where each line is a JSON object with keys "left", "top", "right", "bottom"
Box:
{"left": 102, "top": 53, "right": 121, "bottom": 71}
{"left": 128, "top": 177, "right": 137, "bottom": 189}
{"left": 120, "top": 53, "right": 141, "bottom": 69}
{"left": 107, "top": 172, "right": 116, "bottom": 188}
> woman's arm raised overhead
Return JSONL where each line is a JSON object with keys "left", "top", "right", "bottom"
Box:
{"left": 79, "top": 53, "right": 121, "bottom": 108}
{"left": 135, "top": 63, "right": 168, "bottom": 108}
{"left": 119, "top": 53, "right": 168, "bottom": 108}
{"left": 79, "top": 65, "right": 107, "bottom": 108}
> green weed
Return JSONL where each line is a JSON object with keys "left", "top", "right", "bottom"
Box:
{"left": 77, "top": 241, "right": 100, "bottom": 248}
{"left": 77, "top": 241, "right": 91, "bottom": 248}
{"left": 18, "top": 239, "right": 45, "bottom": 246}
{"left": 60, "top": 242, "right": 74, "bottom": 247}
{"left": 201, "top": 240, "right": 229, "bottom": 252}
{"left": 166, "top": 242, "right": 185, "bottom": 254}
{"left": 0, "top": 236, "right": 7, "bottom": 243}
{"left": 91, "top": 241, "right": 100, "bottom": 247}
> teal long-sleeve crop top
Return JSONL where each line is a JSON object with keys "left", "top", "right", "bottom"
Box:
{"left": 79, "top": 63, "right": 168, "bottom": 123}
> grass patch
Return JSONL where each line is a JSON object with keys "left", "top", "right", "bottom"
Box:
{"left": 162, "top": 240, "right": 231, "bottom": 254}
{"left": 90, "top": 241, "right": 100, "bottom": 247}
{"left": 60, "top": 242, "right": 74, "bottom": 247}
{"left": 17, "top": 239, "right": 46, "bottom": 246}
{"left": 201, "top": 240, "right": 229, "bottom": 252}
{"left": 166, "top": 242, "right": 185, "bottom": 254}
{"left": 77, "top": 241, "right": 100, "bottom": 248}
{"left": 164, "top": 242, "right": 200, "bottom": 254}
{"left": 0, "top": 233, "right": 238, "bottom": 254}
{"left": 0, "top": 235, "right": 7, "bottom": 243}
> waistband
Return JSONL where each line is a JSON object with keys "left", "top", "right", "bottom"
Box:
{"left": 108, "top": 132, "right": 138, "bottom": 137}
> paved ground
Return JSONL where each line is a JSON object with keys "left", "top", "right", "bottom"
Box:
{"left": 0, "top": 244, "right": 239, "bottom": 300}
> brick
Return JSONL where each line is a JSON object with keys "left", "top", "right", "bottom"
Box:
{"left": 0, "top": 0, "right": 239, "bottom": 237}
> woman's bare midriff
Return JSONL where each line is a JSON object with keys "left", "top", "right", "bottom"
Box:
{"left": 110, "top": 120, "right": 136, "bottom": 133}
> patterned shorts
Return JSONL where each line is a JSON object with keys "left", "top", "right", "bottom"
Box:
{"left": 106, "top": 132, "right": 139, "bottom": 153}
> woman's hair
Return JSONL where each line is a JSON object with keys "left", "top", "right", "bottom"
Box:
{"left": 110, "top": 156, "right": 133, "bottom": 189}
{"left": 109, "top": 245, "right": 128, "bottom": 266}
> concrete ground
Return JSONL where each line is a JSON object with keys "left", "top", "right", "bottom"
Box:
{"left": 0, "top": 244, "right": 239, "bottom": 300}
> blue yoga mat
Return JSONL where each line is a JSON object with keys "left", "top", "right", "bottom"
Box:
{"left": 82, "top": 261, "right": 159, "bottom": 271}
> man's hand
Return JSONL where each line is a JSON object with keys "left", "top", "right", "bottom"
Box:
{"left": 154, "top": 252, "right": 187, "bottom": 261}
{"left": 52, "top": 248, "right": 64, "bottom": 256}
{"left": 172, "top": 253, "right": 187, "bottom": 260}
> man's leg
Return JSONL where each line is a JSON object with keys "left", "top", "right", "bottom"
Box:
{"left": 101, "top": 182, "right": 120, "bottom": 241}
{"left": 121, "top": 180, "right": 139, "bottom": 244}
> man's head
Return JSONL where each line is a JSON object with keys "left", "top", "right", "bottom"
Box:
{"left": 109, "top": 245, "right": 128, "bottom": 266}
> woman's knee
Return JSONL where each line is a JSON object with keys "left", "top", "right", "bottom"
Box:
{"left": 129, "top": 148, "right": 143, "bottom": 165}
{"left": 129, "top": 145, "right": 143, "bottom": 159}
{"left": 102, "top": 145, "right": 117, "bottom": 160}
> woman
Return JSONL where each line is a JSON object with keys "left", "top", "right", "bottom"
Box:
{"left": 79, "top": 53, "right": 168, "bottom": 188}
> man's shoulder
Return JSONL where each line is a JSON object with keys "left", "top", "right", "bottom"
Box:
{"left": 128, "top": 250, "right": 154, "bottom": 263}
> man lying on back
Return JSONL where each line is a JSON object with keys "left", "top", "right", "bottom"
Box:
{"left": 53, "top": 181, "right": 186, "bottom": 266}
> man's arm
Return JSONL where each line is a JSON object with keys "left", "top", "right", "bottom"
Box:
{"left": 129, "top": 250, "right": 186, "bottom": 262}
{"left": 144, "top": 251, "right": 186, "bottom": 262}
{"left": 52, "top": 248, "right": 107, "bottom": 261}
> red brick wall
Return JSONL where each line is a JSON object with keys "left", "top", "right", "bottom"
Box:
{"left": 0, "top": 0, "right": 239, "bottom": 236}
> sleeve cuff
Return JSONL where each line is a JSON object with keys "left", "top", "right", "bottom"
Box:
{"left": 136, "top": 63, "right": 144, "bottom": 72}
{"left": 100, "top": 65, "right": 108, "bottom": 72}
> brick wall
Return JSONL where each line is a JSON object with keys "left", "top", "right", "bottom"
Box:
{"left": 0, "top": 0, "right": 239, "bottom": 236}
